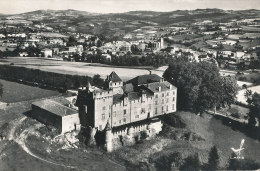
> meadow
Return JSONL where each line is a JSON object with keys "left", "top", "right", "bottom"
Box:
{"left": 0, "top": 79, "right": 60, "bottom": 103}
{"left": 0, "top": 57, "right": 165, "bottom": 81}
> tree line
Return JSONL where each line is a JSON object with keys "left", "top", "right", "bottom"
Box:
{"left": 75, "top": 52, "right": 173, "bottom": 68}
{"left": 0, "top": 65, "right": 91, "bottom": 91}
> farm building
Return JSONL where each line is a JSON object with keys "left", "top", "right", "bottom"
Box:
{"left": 32, "top": 99, "right": 80, "bottom": 133}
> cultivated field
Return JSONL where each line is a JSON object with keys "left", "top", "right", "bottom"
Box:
{"left": 0, "top": 57, "right": 165, "bottom": 81}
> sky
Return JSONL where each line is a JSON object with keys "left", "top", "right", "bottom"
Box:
{"left": 0, "top": 0, "right": 260, "bottom": 14}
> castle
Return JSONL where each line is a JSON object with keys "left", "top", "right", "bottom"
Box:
{"left": 76, "top": 71, "right": 177, "bottom": 132}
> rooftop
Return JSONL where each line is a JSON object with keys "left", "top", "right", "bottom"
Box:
{"left": 107, "top": 71, "right": 122, "bottom": 82}
{"left": 127, "top": 74, "right": 161, "bottom": 86}
{"left": 32, "top": 99, "right": 77, "bottom": 117}
{"left": 145, "top": 81, "right": 177, "bottom": 93}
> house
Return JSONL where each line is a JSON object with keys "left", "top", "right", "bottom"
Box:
{"left": 41, "top": 48, "right": 52, "bottom": 58}
{"left": 19, "top": 52, "right": 28, "bottom": 57}
{"left": 101, "top": 53, "right": 112, "bottom": 60}
{"left": 31, "top": 99, "right": 80, "bottom": 133}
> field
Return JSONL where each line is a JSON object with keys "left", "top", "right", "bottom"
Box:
{"left": 0, "top": 79, "right": 60, "bottom": 103}
{"left": 0, "top": 57, "right": 165, "bottom": 81}
{"left": 171, "top": 34, "right": 201, "bottom": 42}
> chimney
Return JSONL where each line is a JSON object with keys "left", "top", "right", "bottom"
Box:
{"left": 160, "top": 78, "right": 164, "bottom": 82}
{"left": 158, "top": 86, "right": 161, "bottom": 91}
{"left": 149, "top": 70, "right": 152, "bottom": 75}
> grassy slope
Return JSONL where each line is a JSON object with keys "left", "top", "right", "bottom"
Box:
{"left": 0, "top": 79, "right": 59, "bottom": 103}
{"left": 110, "top": 111, "right": 260, "bottom": 169}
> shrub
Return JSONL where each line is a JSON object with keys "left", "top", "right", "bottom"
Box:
{"left": 162, "top": 113, "right": 186, "bottom": 128}
{"left": 231, "top": 113, "right": 240, "bottom": 119}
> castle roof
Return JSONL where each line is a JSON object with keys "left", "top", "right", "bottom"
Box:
{"left": 145, "top": 81, "right": 177, "bottom": 93}
{"left": 107, "top": 71, "right": 122, "bottom": 82}
{"left": 123, "top": 83, "right": 134, "bottom": 93}
{"left": 127, "top": 74, "right": 161, "bottom": 86}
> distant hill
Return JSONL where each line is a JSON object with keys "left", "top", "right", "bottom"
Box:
{"left": 1, "top": 9, "right": 260, "bottom": 38}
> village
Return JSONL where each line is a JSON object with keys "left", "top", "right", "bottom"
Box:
{"left": 0, "top": 10, "right": 260, "bottom": 69}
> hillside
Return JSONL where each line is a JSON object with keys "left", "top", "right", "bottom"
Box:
{"left": 1, "top": 9, "right": 260, "bottom": 38}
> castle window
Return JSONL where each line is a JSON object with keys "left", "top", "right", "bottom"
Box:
{"left": 162, "top": 93, "right": 164, "bottom": 97}
{"left": 102, "top": 106, "right": 106, "bottom": 110}
{"left": 173, "top": 91, "right": 175, "bottom": 95}
{"left": 166, "top": 98, "right": 169, "bottom": 103}
{"left": 166, "top": 105, "right": 168, "bottom": 111}
{"left": 162, "top": 106, "right": 164, "bottom": 112}
{"left": 155, "top": 94, "right": 158, "bottom": 98}
{"left": 113, "top": 111, "right": 116, "bottom": 117}
{"left": 166, "top": 92, "right": 169, "bottom": 96}
{"left": 135, "top": 115, "right": 139, "bottom": 119}
{"left": 162, "top": 99, "right": 164, "bottom": 104}
{"left": 102, "top": 114, "right": 105, "bottom": 120}
{"left": 123, "top": 118, "right": 126, "bottom": 122}
{"left": 155, "top": 108, "right": 157, "bottom": 114}
{"left": 124, "top": 109, "right": 127, "bottom": 115}
{"left": 172, "top": 104, "right": 175, "bottom": 110}
{"left": 155, "top": 101, "right": 158, "bottom": 105}
{"left": 173, "top": 97, "right": 175, "bottom": 102}
{"left": 119, "top": 120, "right": 121, "bottom": 124}
{"left": 141, "top": 108, "right": 145, "bottom": 113}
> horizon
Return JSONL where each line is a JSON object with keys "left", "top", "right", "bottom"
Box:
{"left": 2, "top": 8, "right": 260, "bottom": 15}
{"left": 1, "top": 0, "right": 260, "bottom": 15}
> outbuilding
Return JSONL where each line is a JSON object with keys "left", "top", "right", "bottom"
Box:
{"left": 32, "top": 99, "right": 80, "bottom": 133}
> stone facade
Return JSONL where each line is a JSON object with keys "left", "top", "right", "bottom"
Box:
{"left": 76, "top": 72, "right": 177, "bottom": 131}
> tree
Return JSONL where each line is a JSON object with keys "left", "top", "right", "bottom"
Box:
{"left": 0, "top": 81, "right": 3, "bottom": 97}
{"left": 92, "top": 75, "right": 105, "bottom": 88}
{"left": 163, "top": 59, "right": 238, "bottom": 113}
{"left": 67, "top": 36, "right": 77, "bottom": 47}
{"left": 246, "top": 92, "right": 260, "bottom": 127}
{"left": 180, "top": 153, "right": 201, "bottom": 171}
{"left": 96, "top": 40, "right": 102, "bottom": 47}
{"left": 207, "top": 146, "right": 220, "bottom": 170}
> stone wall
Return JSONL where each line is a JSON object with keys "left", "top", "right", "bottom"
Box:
{"left": 105, "top": 118, "right": 163, "bottom": 152}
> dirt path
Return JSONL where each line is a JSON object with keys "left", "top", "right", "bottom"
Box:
{"left": 7, "top": 117, "right": 125, "bottom": 171}
{"left": 7, "top": 117, "right": 80, "bottom": 170}
{"left": 16, "top": 125, "right": 79, "bottom": 170}
{"left": 8, "top": 116, "right": 26, "bottom": 141}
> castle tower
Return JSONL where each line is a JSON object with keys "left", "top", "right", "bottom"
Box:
{"left": 105, "top": 120, "right": 113, "bottom": 152}
{"left": 105, "top": 71, "right": 123, "bottom": 94}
